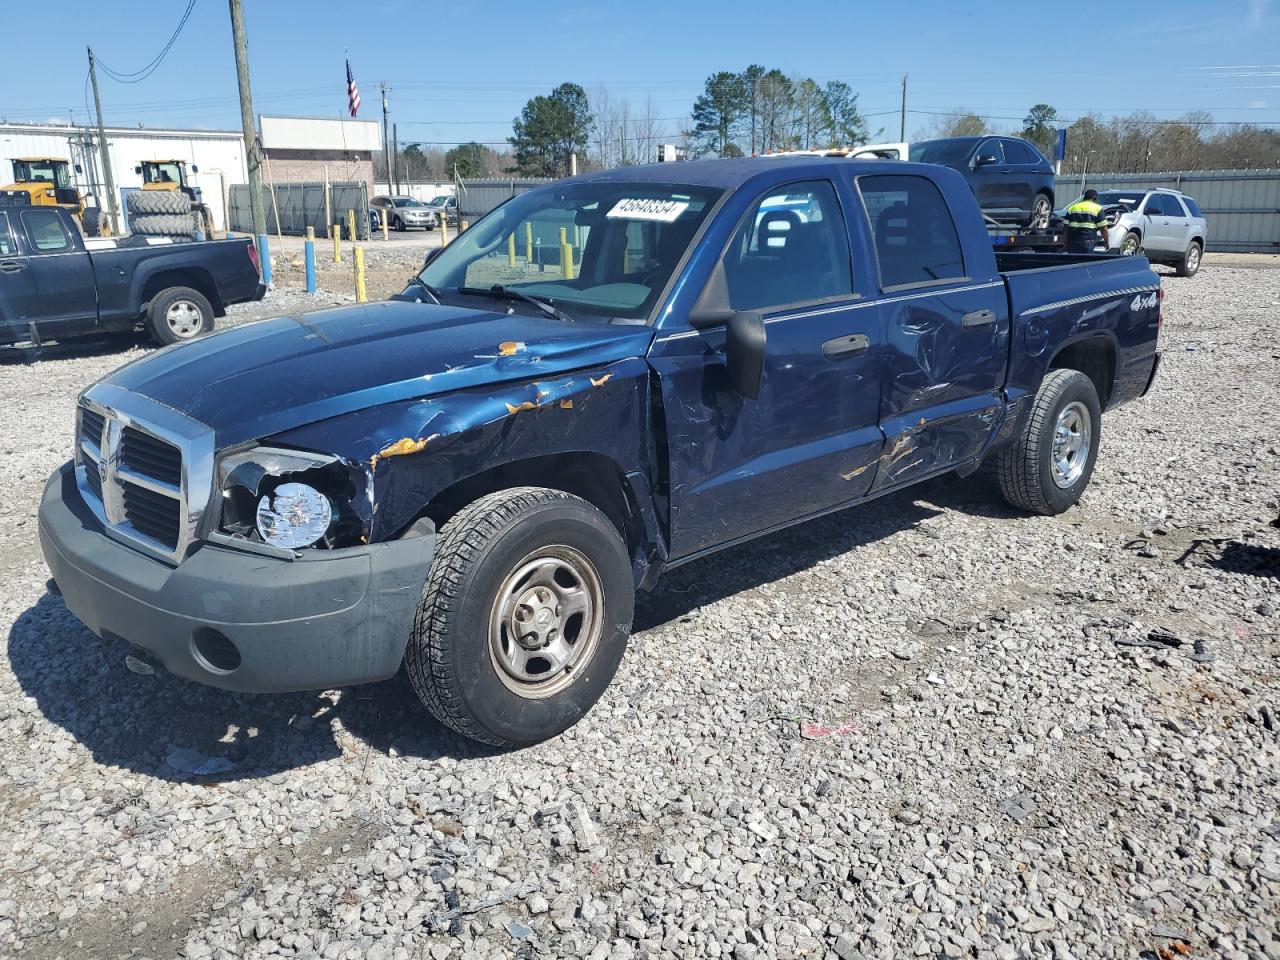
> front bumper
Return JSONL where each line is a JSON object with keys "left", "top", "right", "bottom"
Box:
{"left": 38, "top": 462, "right": 433, "bottom": 693}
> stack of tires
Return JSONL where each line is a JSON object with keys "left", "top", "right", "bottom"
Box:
{"left": 127, "top": 190, "right": 198, "bottom": 239}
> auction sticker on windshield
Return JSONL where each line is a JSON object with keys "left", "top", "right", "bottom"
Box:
{"left": 607, "top": 198, "right": 690, "bottom": 222}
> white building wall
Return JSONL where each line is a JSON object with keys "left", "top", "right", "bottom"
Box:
{"left": 0, "top": 123, "right": 247, "bottom": 231}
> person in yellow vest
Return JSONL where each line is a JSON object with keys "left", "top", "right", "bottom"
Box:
{"left": 1062, "top": 189, "right": 1110, "bottom": 254}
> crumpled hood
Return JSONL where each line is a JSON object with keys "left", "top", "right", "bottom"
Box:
{"left": 101, "top": 300, "right": 654, "bottom": 447}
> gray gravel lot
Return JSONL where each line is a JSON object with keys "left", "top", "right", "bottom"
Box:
{"left": 1, "top": 264, "right": 1277, "bottom": 960}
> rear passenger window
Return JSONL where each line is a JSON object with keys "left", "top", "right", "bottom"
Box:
{"left": 1002, "top": 139, "right": 1041, "bottom": 164}
{"left": 21, "top": 209, "right": 72, "bottom": 253}
{"left": 723, "top": 179, "right": 853, "bottom": 311}
{"left": 859, "top": 175, "right": 967, "bottom": 289}
{"left": 1182, "top": 196, "right": 1202, "bottom": 217}
{"left": 0, "top": 214, "right": 13, "bottom": 256}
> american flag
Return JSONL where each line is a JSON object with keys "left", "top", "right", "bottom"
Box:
{"left": 346, "top": 59, "right": 361, "bottom": 117}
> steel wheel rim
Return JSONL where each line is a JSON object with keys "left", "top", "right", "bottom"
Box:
{"left": 1031, "top": 197, "right": 1051, "bottom": 229}
{"left": 1186, "top": 245, "right": 1200, "bottom": 271}
{"left": 1051, "top": 401, "right": 1091, "bottom": 488}
{"left": 165, "top": 300, "right": 203, "bottom": 338}
{"left": 488, "top": 544, "right": 605, "bottom": 699}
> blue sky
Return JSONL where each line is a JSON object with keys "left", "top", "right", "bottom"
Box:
{"left": 2, "top": 0, "right": 1278, "bottom": 147}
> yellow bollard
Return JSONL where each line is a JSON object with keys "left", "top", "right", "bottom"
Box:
{"left": 333, "top": 225, "right": 342, "bottom": 263}
{"left": 560, "top": 240, "right": 575, "bottom": 281}
{"left": 381, "top": 211, "right": 389, "bottom": 242}
{"left": 507, "top": 232, "right": 517, "bottom": 268}
{"left": 460, "top": 220, "right": 469, "bottom": 232}
{"left": 354, "top": 245, "right": 367, "bottom": 303}
{"left": 439, "top": 215, "right": 449, "bottom": 247}
{"left": 524, "top": 222, "right": 533, "bottom": 261}
{"left": 347, "top": 209, "right": 357, "bottom": 245}
{"left": 559, "top": 226, "right": 567, "bottom": 245}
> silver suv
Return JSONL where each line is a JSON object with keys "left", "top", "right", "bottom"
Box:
{"left": 1090, "top": 188, "right": 1207, "bottom": 277}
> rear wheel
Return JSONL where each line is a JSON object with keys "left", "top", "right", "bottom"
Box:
{"left": 1028, "top": 193, "right": 1052, "bottom": 229}
{"left": 405, "top": 487, "right": 634, "bottom": 747}
{"left": 996, "top": 369, "right": 1102, "bottom": 515}
{"left": 1177, "top": 241, "right": 1202, "bottom": 277}
{"left": 1119, "top": 232, "right": 1141, "bottom": 256}
{"left": 147, "top": 286, "right": 214, "bottom": 345}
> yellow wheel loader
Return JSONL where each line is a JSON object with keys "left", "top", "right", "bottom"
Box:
{"left": 0, "top": 158, "right": 112, "bottom": 236}
{"left": 135, "top": 160, "right": 214, "bottom": 236}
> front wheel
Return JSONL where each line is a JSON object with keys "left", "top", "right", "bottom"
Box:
{"left": 996, "top": 369, "right": 1102, "bottom": 515}
{"left": 1119, "top": 232, "right": 1141, "bottom": 256}
{"left": 405, "top": 487, "right": 635, "bottom": 747}
{"left": 393, "top": 216, "right": 404, "bottom": 232}
{"left": 1177, "top": 241, "right": 1202, "bottom": 277}
{"left": 147, "top": 286, "right": 214, "bottom": 345}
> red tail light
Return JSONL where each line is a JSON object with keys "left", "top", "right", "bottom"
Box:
{"left": 246, "top": 240, "right": 261, "bottom": 278}
{"left": 1157, "top": 285, "right": 1164, "bottom": 329}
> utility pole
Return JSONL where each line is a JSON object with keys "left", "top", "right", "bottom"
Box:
{"left": 900, "top": 73, "right": 908, "bottom": 142}
{"left": 86, "top": 47, "right": 121, "bottom": 235}
{"left": 379, "top": 82, "right": 392, "bottom": 189}
{"left": 392, "top": 122, "right": 400, "bottom": 194}
{"left": 229, "top": 0, "right": 266, "bottom": 242}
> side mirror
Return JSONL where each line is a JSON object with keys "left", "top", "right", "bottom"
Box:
{"left": 191, "top": 164, "right": 199, "bottom": 173}
{"left": 74, "top": 164, "right": 83, "bottom": 174}
{"left": 725, "top": 311, "right": 766, "bottom": 400}
{"left": 422, "top": 246, "right": 444, "bottom": 268}
{"left": 974, "top": 154, "right": 999, "bottom": 167}
{"left": 134, "top": 165, "right": 142, "bottom": 174}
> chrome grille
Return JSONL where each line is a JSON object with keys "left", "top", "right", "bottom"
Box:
{"left": 74, "top": 385, "right": 216, "bottom": 564}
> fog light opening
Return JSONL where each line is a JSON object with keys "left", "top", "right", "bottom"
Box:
{"left": 191, "top": 629, "right": 242, "bottom": 674}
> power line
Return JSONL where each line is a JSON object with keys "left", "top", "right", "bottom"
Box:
{"left": 96, "top": 0, "right": 197, "bottom": 84}
{"left": 908, "top": 108, "right": 1280, "bottom": 126}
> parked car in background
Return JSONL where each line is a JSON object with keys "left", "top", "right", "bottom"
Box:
{"left": 425, "top": 195, "right": 458, "bottom": 227}
{"left": 1085, "top": 188, "right": 1207, "bottom": 277}
{"left": 1, "top": 206, "right": 263, "bottom": 348}
{"left": 370, "top": 196, "right": 437, "bottom": 231}
{"left": 40, "top": 156, "right": 1162, "bottom": 748}
{"left": 909, "top": 136, "right": 1055, "bottom": 228}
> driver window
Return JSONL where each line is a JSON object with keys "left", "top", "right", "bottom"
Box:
{"left": 978, "top": 139, "right": 1004, "bottom": 164}
{"left": 723, "top": 179, "right": 853, "bottom": 312}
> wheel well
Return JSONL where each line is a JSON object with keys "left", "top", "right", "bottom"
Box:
{"left": 1049, "top": 338, "right": 1115, "bottom": 408}
{"left": 1189, "top": 236, "right": 1204, "bottom": 249}
{"left": 1038, "top": 188, "right": 1053, "bottom": 205}
{"left": 141, "top": 268, "right": 224, "bottom": 316}
{"left": 412, "top": 452, "right": 636, "bottom": 546}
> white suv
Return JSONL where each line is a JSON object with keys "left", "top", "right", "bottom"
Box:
{"left": 1090, "top": 188, "right": 1207, "bottom": 277}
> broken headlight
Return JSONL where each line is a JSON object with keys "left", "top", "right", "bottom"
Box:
{"left": 218, "top": 448, "right": 366, "bottom": 549}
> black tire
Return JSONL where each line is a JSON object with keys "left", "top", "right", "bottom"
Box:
{"left": 406, "top": 487, "right": 635, "bottom": 747}
{"left": 82, "top": 208, "right": 106, "bottom": 238}
{"left": 393, "top": 216, "right": 404, "bottom": 232}
{"left": 996, "top": 369, "right": 1102, "bottom": 516}
{"left": 1119, "top": 231, "right": 1142, "bottom": 256}
{"left": 127, "top": 190, "right": 192, "bottom": 216}
{"left": 132, "top": 214, "right": 197, "bottom": 238}
{"left": 1027, "top": 193, "right": 1052, "bottom": 229}
{"left": 146, "top": 286, "right": 214, "bottom": 345}
{"left": 1176, "top": 240, "right": 1202, "bottom": 277}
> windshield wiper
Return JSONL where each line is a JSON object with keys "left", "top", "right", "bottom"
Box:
{"left": 459, "top": 285, "right": 573, "bottom": 323}
{"left": 404, "top": 276, "right": 441, "bottom": 303}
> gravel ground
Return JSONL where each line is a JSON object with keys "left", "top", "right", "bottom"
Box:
{"left": 1, "top": 263, "right": 1277, "bottom": 960}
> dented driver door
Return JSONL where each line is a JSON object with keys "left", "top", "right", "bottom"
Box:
{"left": 649, "top": 177, "right": 887, "bottom": 562}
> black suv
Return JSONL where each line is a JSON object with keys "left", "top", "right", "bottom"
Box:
{"left": 909, "top": 136, "right": 1056, "bottom": 227}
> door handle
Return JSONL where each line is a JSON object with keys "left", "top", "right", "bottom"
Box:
{"left": 822, "top": 333, "right": 870, "bottom": 359}
{"left": 962, "top": 309, "right": 998, "bottom": 329}
{"left": 0, "top": 260, "right": 27, "bottom": 274}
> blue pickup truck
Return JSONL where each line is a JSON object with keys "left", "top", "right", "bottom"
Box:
{"left": 0, "top": 205, "right": 263, "bottom": 348}
{"left": 39, "top": 157, "right": 1162, "bottom": 747}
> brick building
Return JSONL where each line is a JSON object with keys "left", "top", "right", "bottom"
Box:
{"left": 259, "top": 115, "right": 380, "bottom": 193}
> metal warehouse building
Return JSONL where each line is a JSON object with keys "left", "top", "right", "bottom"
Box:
{"left": 0, "top": 121, "right": 248, "bottom": 231}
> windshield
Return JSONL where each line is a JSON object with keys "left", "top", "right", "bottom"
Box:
{"left": 417, "top": 181, "right": 723, "bottom": 323}
{"left": 142, "top": 161, "right": 183, "bottom": 185}
{"left": 1094, "top": 192, "right": 1144, "bottom": 209}
{"left": 427, "top": 197, "right": 449, "bottom": 206}
{"left": 392, "top": 198, "right": 424, "bottom": 207}
{"left": 908, "top": 139, "right": 978, "bottom": 166}
{"left": 12, "top": 159, "right": 70, "bottom": 189}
